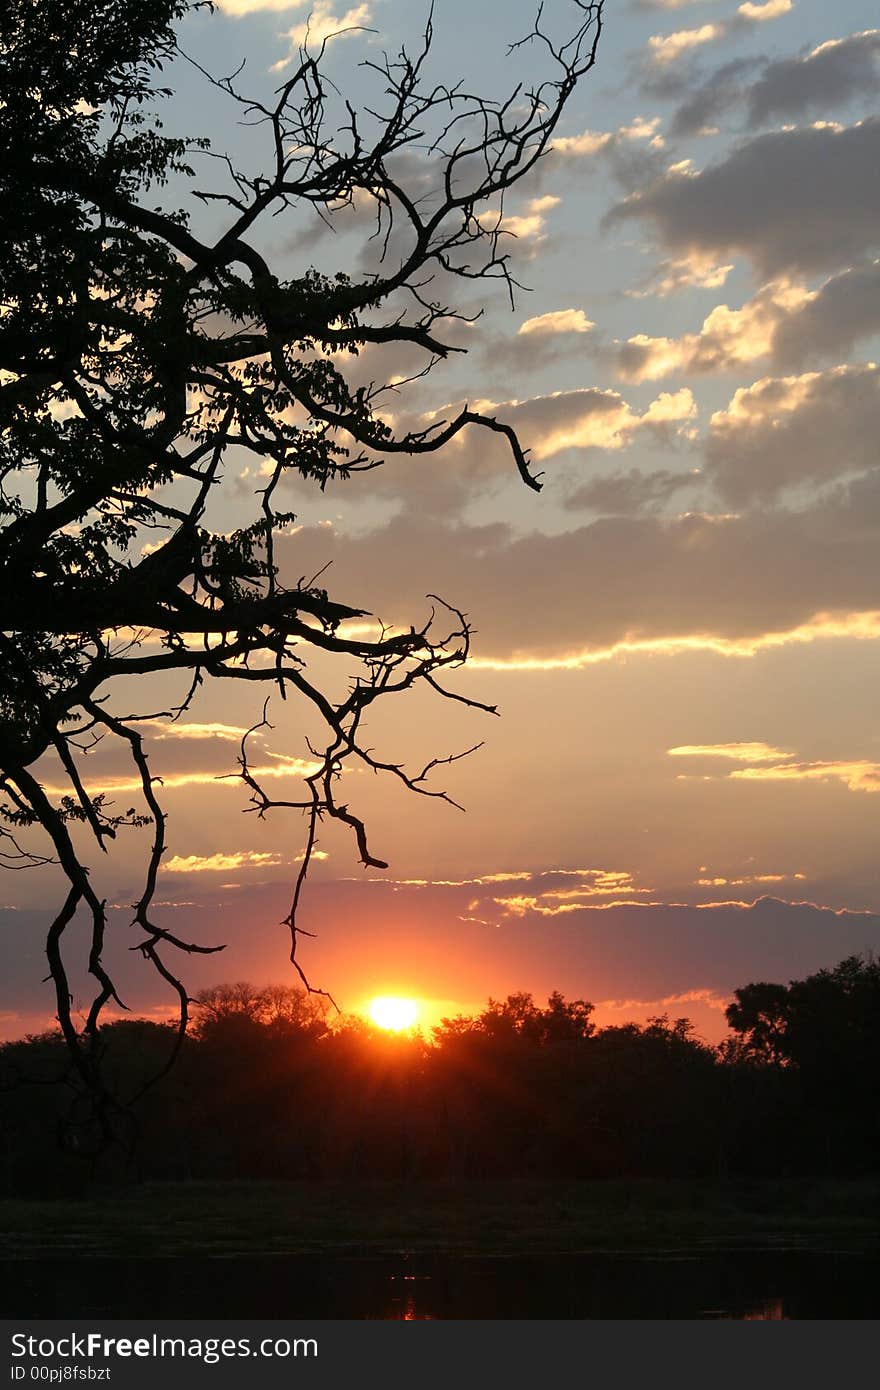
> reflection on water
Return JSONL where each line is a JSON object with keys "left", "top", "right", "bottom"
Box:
{"left": 704, "top": 1297, "right": 787, "bottom": 1321}
{"left": 743, "top": 1299, "right": 786, "bottom": 1320}
{"left": 3, "top": 1251, "right": 877, "bottom": 1320}
{"left": 389, "top": 1274, "right": 435, "bottom": 1321}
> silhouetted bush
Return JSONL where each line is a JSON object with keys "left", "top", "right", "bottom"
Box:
{"left": 2, "top": 960, "right": 878, "bottom": 1194}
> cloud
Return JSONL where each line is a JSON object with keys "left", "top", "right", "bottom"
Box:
{"left": 705, "top": 362, "right": 880, "bottom": 503}
{"left": 4, "top": 882, "right": 880, "bottom": 1046}
{"left": 565, "top": 467, "right": 695, "bottom": 514}
{"left": 668, "top": 741, "right": 880, "bottom": 795}
{"left": 771, "top": 262, "right": 880, "bottom": 369}
{"left": 466, "top": 196, "right": 564, "bottom": 261}
{"left": 165, "top": 851, "right": 286, "bottom": 873}
{"left": 375, "top": 867, "right": 655, "bottom": 919}
{"left": 518, "top": 309, "right": 594, "bottom": 337}
{"left": 491, "top": 868, "right": 650, "bottom": 917}
{"left": 550, "top": 116, "right": 667, "bottom": 196}
{"left": 553, "top": 115, "right": 664, "bottom": 157}
{"left": 139, "top": 720, "right": 259, "bottom": 742}
{"left": 615, "top": 266, "right": 880, "bottom": 380}
{"left": 495, "top": 385, "right": 696, "bottom": 459}
{"left": 668, "top": 57, "right": 759, "bottom": 137}
{"left": 668, "top": 742, "right": 792, "bottom": 762}
{"left": 39, "top": 755, "right": 321, "bottom": 799}
{"left": 647, "top": 0, "right": 791, "bottom": 69}
{"left": 270, "top": 1, "right": 373, "bottom": 71}
{"left": 615, "top": 280, "right": 809, "bottom": 380}
{"left": 694, "top": 872, "right": 806, "bottom": 887}
{"left": 607, "top": 119, "right": 880, "bottom": 278}
{"left": 648, "top": 23, "right": 721, "bottom": 66}
{"left": 668, "top": 32, "right": 880, "bottom": 139}
{"left": 359, "top": 870, "right": 534, "bottom": 889}
{"left": 748, "top": 30, "right": 880, "bottom": 125}
{"left": 305, "top": 377, "right": 697, "bottom": 521}
{"left": 731, "top": 761, "right": 880, "bottom": 794}
{"left": 628, "top": 251, "right": 735, "bottom": 299}
{"left": 164, "top": 849, "right": 329, "bottom": 873}
{"left": 736, "top": 0, "right": 791, "bottom": 20}
{"left": 467, "top": 612, "right": 880, "bottom": 670}
{"left": 276, "top": 501, "right": 880, "bottom": 668}
{"left": 217, "top": 1, "right": 309, "bottom": 12}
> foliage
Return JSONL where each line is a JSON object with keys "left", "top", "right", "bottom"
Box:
{"left": 2, "top": 959, "right": 876, "bottom": 1193}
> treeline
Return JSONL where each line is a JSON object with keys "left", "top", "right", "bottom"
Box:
{"left": 1, "top": 957, "right": 878, "bottom": 1194}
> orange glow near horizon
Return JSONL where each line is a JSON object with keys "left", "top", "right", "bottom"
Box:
{"left": 368, "top": 996, "right": 419, "bottom": 1031}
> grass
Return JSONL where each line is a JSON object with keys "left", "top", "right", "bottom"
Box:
{"left": 0, "top": 1177, "right": 878, "bottom": 1260}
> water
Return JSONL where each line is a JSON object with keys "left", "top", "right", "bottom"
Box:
{"left": 3, "top": 1250, "right": 878, "bottom": 1319}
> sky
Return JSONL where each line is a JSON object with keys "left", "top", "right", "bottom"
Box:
{"left": 3, "top": 0, "right": 880, "bottom": 1042}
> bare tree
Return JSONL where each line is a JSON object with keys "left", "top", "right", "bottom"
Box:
{"left": 0, "top": 0, "right": 604, "bottom": 1129}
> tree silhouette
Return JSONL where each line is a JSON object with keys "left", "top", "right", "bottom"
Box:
{"left": 0, "top": 0, "right": 605, "bottom": 1121}
{"left": 726, "top": 955, "right": 880, "bottom": 1074}
{"left": 2, "top": 963, "right": 877, "bottom": 1190}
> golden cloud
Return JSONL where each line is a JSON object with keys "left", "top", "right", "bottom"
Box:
{"left": 731, "top": 761, "right": 880, "bottom": 793}
{"left": 617, "top": 281, "right": 814, "bottom": 382}
{"left": 648, "top": 24, "right": 719, "bottom": 65}
{"left": 668, "top": 742, "right": 793, "bottom": 763}
{"left": 40, "top": 755, "right": 321, "bottom": 798}
{"left": 553, "top": 115, "right": 664, "bottom": 157}
{"left": 518, "top": 309, "right": 594, "bottom": 337}
{"left": 469, "top": 610, "right": 880, "bottom": 671}
{"left": 165, "top": 849, "right": 329, "bottom": 873}
{"left": 140, "top": 720, "right": 261, "bottom": 742}
{"left": 270, "top": 2, "right": 373, "bottom": 72}
{"left": 165, "top": 851, "right": 285, "bottom": 873}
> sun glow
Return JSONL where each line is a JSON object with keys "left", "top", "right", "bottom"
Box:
{"left": 368, "top": 996, "right": 419, "bottom": 1031}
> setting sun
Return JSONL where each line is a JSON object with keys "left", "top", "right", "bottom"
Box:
{"left": 368, "top": 996, "right": 419, "bottom": 1032}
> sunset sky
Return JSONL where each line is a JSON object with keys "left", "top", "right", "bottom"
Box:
{"left": 3, "top": 0, "right": 880, "bottom": 1042}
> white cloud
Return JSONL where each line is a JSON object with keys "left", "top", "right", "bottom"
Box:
{"left": 217, "top": 0, "right": 309, "bottom": 14}
{"left": 616, "top": 280, "right": 813, "bottom": 381}
{"left": 553, "top": 115, "right": 664, "bottom": 157}
{"left": 271, "top": 2, "right": 373, "bottom": 71}
{"left": 628, "top": 252, "right": 734, "bottom": 299}
{"left": 495, "top": 385, "right": 696, "bottom": 458}
{"left": 649, "top": 24, "right": 719, "bottom": 66}
{"left": 647, "top": 0, "right": 791, "bottom": 68}
{"left": 737, "top": 0, "right": 791, "bottom": 20}
{"left": 518, "top": 309, "right": 594, "bottom": 337}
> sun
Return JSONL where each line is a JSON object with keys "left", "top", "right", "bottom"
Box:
{"left": 368, "top": 996, "right": 419, "bottom": 1032}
